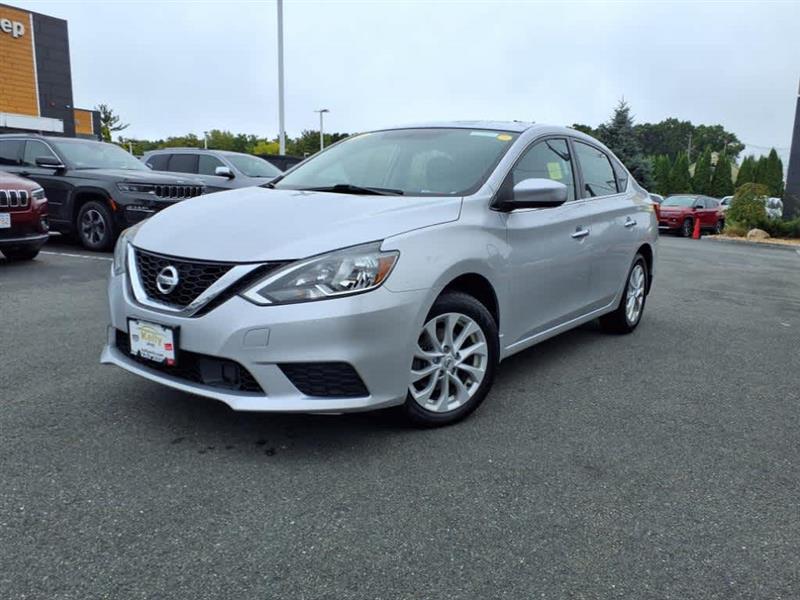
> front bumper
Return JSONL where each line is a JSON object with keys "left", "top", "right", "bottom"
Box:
{"left": 101, "top": 272, "right": 428, "bottom": 412}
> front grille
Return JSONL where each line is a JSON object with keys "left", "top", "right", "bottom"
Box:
{"left": 134, "top": 248, "right": 233, "bottom": 309}
{"left": 154, "top": 185, "right": 204, "bottom": 199}
{"left": 279, "top": 363, "right": 369, "bottom": 398}
{"left": 116, "top": 329, "right": 263, "bottom": 393}
{"left": 0, "top": 189, "right": 29, "bottom": 210}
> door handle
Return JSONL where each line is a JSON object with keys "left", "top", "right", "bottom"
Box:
{"left": 624, "top": 217, "right": 637, "bottom": 228}
{"left": 19, "top": 171, "right": 30, "bottom": 177}
{"left": 571, "top": 227, "right": 590, "bottom": 239}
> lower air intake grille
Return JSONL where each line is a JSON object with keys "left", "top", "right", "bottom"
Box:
{"left": 278, "top": 362, "right": 369, "bottom": 398}
{"left": 116, "top": 329, "right": 263, "bottom": 393}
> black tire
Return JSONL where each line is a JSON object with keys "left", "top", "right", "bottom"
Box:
{"left": 714, "top": 220, "right": 724, "bottom": 234}
{"left": 599, "top": 254, "right": 648, "bottom": 335}
{"left": 76, "top": 200, "right": 114, "bottom": 251}
{"left": 401, "top": 291, "right": 499, "bottom": 427}
{"left": 681, "top": 218, "right": 693, "bottom": 238}
{"left": 1, "top": 246, "right": 40, "bottom": 261}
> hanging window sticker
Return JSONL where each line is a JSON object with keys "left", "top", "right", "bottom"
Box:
{"left": 547, "top": 162, "right": 563, "bottom": 180}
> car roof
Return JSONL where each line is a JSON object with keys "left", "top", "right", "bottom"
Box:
{"left": 143, "top": 148, "right": 246, "bottom": 156}
{"left": 380, "top": 120, "right": 535, "bottom": 133}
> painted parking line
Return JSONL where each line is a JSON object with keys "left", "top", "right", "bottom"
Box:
{"left": 41, "top": 250, "right": 113, "bottom": 262}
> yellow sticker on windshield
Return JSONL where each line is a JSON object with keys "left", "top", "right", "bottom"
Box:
{"left": 497, "top": 134, "right": 513, "bottom": 141}
{"left": 547, "top": 162, "right": 563, "bottom": 180}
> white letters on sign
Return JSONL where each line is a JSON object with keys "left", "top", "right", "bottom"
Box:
{"left": 0, "top": 18, "right": 26, "bottom": 38}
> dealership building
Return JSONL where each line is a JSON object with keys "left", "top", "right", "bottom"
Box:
{"left": 0, "top": 3, "right": 99, "bottom": 138}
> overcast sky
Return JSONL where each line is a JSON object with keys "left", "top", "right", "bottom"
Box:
{"left": 15, "top": 0, "right": 800, "bottom": 159}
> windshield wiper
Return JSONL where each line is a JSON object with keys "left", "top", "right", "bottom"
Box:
{"left": 299, "top": 183, "right": 404, "bottom": 196}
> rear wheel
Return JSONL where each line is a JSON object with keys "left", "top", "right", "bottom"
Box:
{"left": 714, "top": 219, "right": 724, "bottom": 234}
{"left": 599, "top": 255, "right": 648, "bottom": 334}
{"left": 681, "top": 218, "right": 693, "bottom": 237}
{"left": 1, "top": 246, "right": 40, "bottom": 261}
{"left": 402, "top": 292, "right": 498, "bottom": 427}
{"left": 76, "top": 200, "right": 114, "bottom": 251}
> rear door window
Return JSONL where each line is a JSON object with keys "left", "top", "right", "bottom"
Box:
{"left": 573, "top": 141, "right": 619, "bottom": 198}
{"left": 0, "top": 140, "right": 24, "bottom": 166}
{"left": 167, "top": 153, "right": 198, "bottom": 174}
{"left": 145, "top": 154, "right": 169, "bottom": 171}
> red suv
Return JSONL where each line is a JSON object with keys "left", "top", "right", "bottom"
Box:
{"left": 0, "top": 171, "right": 49, "bottom": 261}
{"left": 658, "top": 194, "right": 725, "bottom": 237}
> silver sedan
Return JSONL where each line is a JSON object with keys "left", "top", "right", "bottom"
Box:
{"left": 102, "top": 121, "right": 657, "bottom": 426}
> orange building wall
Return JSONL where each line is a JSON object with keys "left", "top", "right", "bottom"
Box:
{"left": 0, "top": 6, "right": 38, "bottom": 116}
{"left": 73, "top": 108, "right": 93, "bottom": 135}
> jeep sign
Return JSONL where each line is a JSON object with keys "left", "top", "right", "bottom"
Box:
{"left": 0, "top": 18, "right": 25, "bottom": 38}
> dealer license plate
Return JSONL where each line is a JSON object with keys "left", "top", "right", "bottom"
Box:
{"left": 128, "top": 319, "right": 177, "bottom": 366}
{"left": 0, "top": 213, "right": 10, "bottom": 229}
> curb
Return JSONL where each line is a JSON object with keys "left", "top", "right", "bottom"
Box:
{"left": 700, "top": 236, "right": 800, "bottom": 253}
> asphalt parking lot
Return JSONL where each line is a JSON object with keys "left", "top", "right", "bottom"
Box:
{"left": 1, "top": 235, "right": 799, "bottom": 599}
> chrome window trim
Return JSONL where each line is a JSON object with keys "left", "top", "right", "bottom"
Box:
{"left": 126, "top": 245, "right": 262, "bottom": 317}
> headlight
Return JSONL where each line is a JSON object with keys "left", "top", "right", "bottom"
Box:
{"left": 31, "top": 187, "right": 46, "bottom": 202}
{"left": 112, "top": 223, "right": 142, "bottom": 275}
{"left": 117, "top": 182, "right": 155, "bottom": 194}
{"left": 241, "top": 242, "right": 399, "bottom": 305}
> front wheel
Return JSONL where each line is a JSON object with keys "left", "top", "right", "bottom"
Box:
{"left": 599, "top": 255, "right": 648, "bottom": 334}
{"left": 76, "top": 200, "right": 114, "bottom": 251}
{"left": 681, "top": 218, "right": 693, "bottom": 238}
{"left": 714, "top": 220, "right": 724, "bottom": 234}
{"left": 402, "top": 292, "right": 499, "bottom": 427}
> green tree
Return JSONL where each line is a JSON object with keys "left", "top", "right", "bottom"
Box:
{"left": 727, "top": 182, "right": 769, "bottom": 229}
{"left": 287, "top": 130, "right": 350, "bottom": 157}
{"left": 708, "top": 152, "right": 734, "bottom": 197}
{"left": 763, "top": 148, "right": 785, "bottom": 197}
{"left": 691, "top": 147, "right": 713, "bottom": 195}
{"left": 736, "top": 155, "right": 755, "bottom": 187}
{"left": 595, "top": 99, "right": 653, "bottom": 188}
{"left": 570, "top": 123, "right": 598, "bottom": 137}
{"left": 251, "top": 139, "right": 281, "bottom": 155}
{"left": 652, "top": 154, "right": 672, "bottom": 195}
{"left": 669, "top": 152, "right": 692, "bottom": 193}
{"left": 634, "top": 119, "right": 742, "bottom": 161}
{"left": 96, "top": 103, "right": 129, "bottom": 143}
{"left": 754, "top": 155, "right": 769, "bottom": 186}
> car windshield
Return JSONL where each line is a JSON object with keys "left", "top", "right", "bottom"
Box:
{"left": 662, "top": 195, "right": 696, "bottom": 207}
{"left": 272, "top": 128, "right": 520, "bottom": 196}
{"left": 51, "top": 139, "right": 148, "bottom": 171}
{"left": 226, "top": 154, "right": 281, "bottom": 178}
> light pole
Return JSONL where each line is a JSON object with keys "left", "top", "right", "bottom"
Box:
{"left": 314, "top": 109, "right": 329, "bottom": 151}
{"left": 203, "top": 131, "right": 208, "bottom": 150}
{"left": 277, "top": 0, "right": 286, "bottom": 155}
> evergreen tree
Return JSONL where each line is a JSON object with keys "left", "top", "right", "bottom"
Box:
{"left": 736, "top": 156, "right": 755, "bottom": 187}
{"left": 596, "top": 99, "right": 654, "bottom": 189}
{"left": 653, "top": 154, "right": 672, "bottom": 195}
{"left": 669, "top": 152, "right": 692, "bottom": 193}
{"left": 764, "top": 148, "right": 785, "bottom": 197}
{"left": 754, "top": 156, "right": 769, "bottom": 186}
{"left": 709, "top": 152, "right": 734, "bottom": 197}
{"left": 691, "top": 147, "right": 713, "bottom": 195}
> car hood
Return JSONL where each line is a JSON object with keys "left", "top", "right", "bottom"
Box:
{"left": 132, "top": 187, "right": 462, "bottom": 262}
{"left": 69, "top": 168, "right": 204, "bottom": 185}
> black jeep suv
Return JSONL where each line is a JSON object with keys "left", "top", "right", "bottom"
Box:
{"left": 0, "top": 135, "right": 205, "bottom": 251}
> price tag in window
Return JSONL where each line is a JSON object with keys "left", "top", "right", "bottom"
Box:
{"left": 547, "top": 162, "right": 563, "bottom": 180}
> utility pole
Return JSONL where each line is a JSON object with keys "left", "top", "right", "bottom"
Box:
{"left": 687, "top": 132, "right": 692, "bottom": 162}
{"left": 314, "top": 109, "right": 329, "bottom": 151}
{"left": 203, "top": 131, "right": 208, "bottom": 150}
{"left": 277, "top": 0, "right": 286, "bottom": 155}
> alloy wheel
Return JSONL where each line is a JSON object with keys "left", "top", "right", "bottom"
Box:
{"left": 81, "top": 209, "right": 107, "bottom": 245}
{"left": 409, "top": 312, "right": 489, "bottom": 413}
{"left": 625, "top": 263, "right": 646, "bottom": 325}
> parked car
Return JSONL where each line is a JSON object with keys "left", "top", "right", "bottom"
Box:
{"left": 101, "top": 121, "right": 658, "bottom": 427}
{"left": 0, "top": 135, "right": 205, "bottom": 251}
{"left": 720, "top": 195, "right": 733, "bottom": 211}
{"left": 658, "top": 194, "right": 725, "bottom": 236}
{"left": 142, "top": 148, "right": 282, "bottom": 193}
{"left": 0, "top": 171, "right": 48, "bottom": 261}
{"left": 649, "top": 193, "right": 663, "bottom": 204}
{"left": 765, "top": 197, "right": 783, "bottom": 219}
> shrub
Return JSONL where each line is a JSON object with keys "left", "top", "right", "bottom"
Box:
{"left": 727, "top": 183, "right": 769, "bottom": 229}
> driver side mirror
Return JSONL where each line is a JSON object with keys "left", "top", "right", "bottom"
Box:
{"left": 497, "top": 178, "right": 568, "bottom": 211}
{"left": 36, "top": 156, "right": 66, "bottom": 170}
{"left": 215, "top": 166, "right": 235, "bottom": 179}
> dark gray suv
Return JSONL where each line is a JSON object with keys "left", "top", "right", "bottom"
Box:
{"left": 142, "top": 149, "right": 281, "bottom": 193}
{"left": 0, "top": 135, "right": 205, "bottom": 251}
